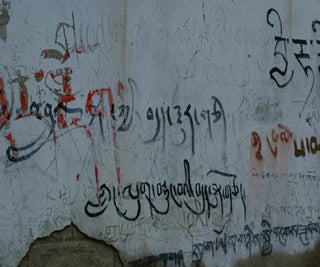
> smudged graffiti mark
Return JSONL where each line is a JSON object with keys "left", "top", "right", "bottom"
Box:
{"left": 6, "top": 129, "right": 51, "bottom": 162}
{"left": 41, "top": 13, "right": 76, "bottom": 64}
{"left": 5, "top": 133, "right": 15, "bottom": 147}
{"left": 5, "top": 133, "right": 17, "bottom": 158}
{"left": 34, "top": 69, "right": 45, "bottom": 83}
{"left": 85, "top": 87, "right": 107, "bottom": 139}
{"left": 84, "top": 81, "right": 135, "bottom": 190}
{"left": 253, "top": 99, "right": 283, "bottom": 122}
{"left": 201, "top": 0, "right": 206, "bottom": 25}
{"left": 249, "top": 124, "right": 293, "bottom": 206}
{"left": 0, "top": 0, "right": 10, "bottom": 42}
{"left": 106, "top": 87, "right": 122, "bottom": 190}
{"left": 0, "top": 77, "right": 10, "bottom": 129}
{"left": 251, "top": 132, "right": 263, "bottom": 161}
{"left": 10, "top": 70, "right": 29, "bottom": 116}
{"left": 95, "top": 164, "right": 100, "bottom": 204}
{"left": 117, "top": 82, "right": 125, "bottom": 100}
{"left": 251, "top": 124, "right": 293, "bottom": 161}
{"left": 41, "top": 49, "right": 65, "bottom": 62}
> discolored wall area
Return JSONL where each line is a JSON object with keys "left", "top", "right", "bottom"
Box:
{"left": 234, "top": 242, "right": 320, "bottom": 267}
{"left": 1, "top": 0, "right": 320, "bottom": 266}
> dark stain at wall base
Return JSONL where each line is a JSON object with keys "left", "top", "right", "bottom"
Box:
{"left": 129, "top": 250, "right": 186, "bottom": 267}
{"left": 234, "top": 241, "right": 320, "bottom": 267}
{"left": 190, "top": 261, "right": 206, "bottom": 267}
{"left": 19, "top": 223, "right": 124, "bottom": 267}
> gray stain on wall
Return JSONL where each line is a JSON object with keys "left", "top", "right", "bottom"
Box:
{"left": 0, "top": 0, "right": 10, "bottom": 42}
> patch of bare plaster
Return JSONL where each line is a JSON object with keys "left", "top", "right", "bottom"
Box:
{"left": 0, "top": 0, "right": 10, "bottom": 42}
{"left": 19, "top": 223, "right": 124, "bottom": 267}
{"left": 234, "top": 241, "right": 320, "bottom": 267}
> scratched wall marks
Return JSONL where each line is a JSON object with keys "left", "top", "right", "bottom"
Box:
{"left": 1, "top": 1, "right": 320, "bottom": 267}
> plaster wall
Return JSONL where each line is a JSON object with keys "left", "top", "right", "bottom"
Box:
{"left": 0, "top": 0, "right": 320, "bottom": 266}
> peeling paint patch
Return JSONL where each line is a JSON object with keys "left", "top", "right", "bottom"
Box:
{"left": 0, "top": 0, "right": 10, "bottom": 42}
{"left": 19, "top": 224, "right": 124, "bottom": 267}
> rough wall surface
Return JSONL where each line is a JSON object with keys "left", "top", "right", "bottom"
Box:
{"left": 0, "top": 0, "right": 320, "bottom": 266}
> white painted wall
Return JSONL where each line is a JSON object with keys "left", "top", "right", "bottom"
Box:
{"left": 1, "top": 0, "right": 320, "bottom": 266}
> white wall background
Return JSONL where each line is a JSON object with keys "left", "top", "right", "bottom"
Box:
{"left": 1, "top": 0, "right": 320, "bottom": 266}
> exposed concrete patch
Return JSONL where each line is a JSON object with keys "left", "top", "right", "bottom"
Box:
{"left": 234, "top": 241, "right": 320, "bottom": 267}
{"left": 19, "top": 223, "right": 124, "bottom": 267}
